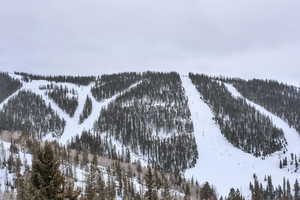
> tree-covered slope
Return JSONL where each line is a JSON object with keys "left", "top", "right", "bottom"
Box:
{"left": 0, "top": 72, "right": 22, "bottom": 103}
{"left": 79, "top": 96, "right": 92, "bottom": 123}
{"left": 72, "top": 72, "right": 197, "bottom": 173}
{"left": 0, "top": 90, "right": 65, "bottom": 138}
{"left": 42, "top": 84, "right": 79, "bottom": 117}
{"left": 15, "top": 72, "right": 95, "bottom": 85}
{"left": 228, "top": 79, "right": 300, "bottom": 134}
{"left": 189, "top": 73, "right": 287, "bottom": 157}
{"left": 91, "top": 72, "right": 142, "bottom": 102}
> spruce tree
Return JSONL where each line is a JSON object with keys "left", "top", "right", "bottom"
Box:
{"left": 30, "top": 142, "right": 79, "bottom": 200}
{"left": 227, "top": 188, "right": 245, "bottom": 200}
{"left": 144, "top": 166, "right": 158, "bottom": 200}
{"left": 295, "top": 179, "right": 300, "bottom": 200}
{"left": 85, "top": 156, "right": 98, "bottom": 200}
{"left": 161, "top": 177, "right": 172, "bottom": 200}
{"left": 200, "top": 182, "right": 216, "bottom": 200}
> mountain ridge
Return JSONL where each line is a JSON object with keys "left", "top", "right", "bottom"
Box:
{"left": 1, "top": 71, "right": 300, "bottom": 197}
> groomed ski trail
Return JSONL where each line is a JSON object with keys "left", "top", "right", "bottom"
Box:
{"left": 181, "top": 75, "right": 298, "bottom": 197}
{"left": 59, "top": 80, "right": 143, "bottom": 144}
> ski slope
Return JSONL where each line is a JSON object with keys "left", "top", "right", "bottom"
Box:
{"left": 1, "top": 74, "right": 148, "bottom": 164}
{"left": 2, "top": 73, "right": 300, "bottom": 197}
{"left": 59, "top": 80, "right": 143, "bottom": 144}
{"left": 181, "top": 75, "right": 299, "bottom": 197}
{"left": 1, "top": 74, "right": 143, "bottom": 145}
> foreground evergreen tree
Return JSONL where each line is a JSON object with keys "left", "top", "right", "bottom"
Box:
{"left": 30, "top": 142, "right": 79, "bottom": 200}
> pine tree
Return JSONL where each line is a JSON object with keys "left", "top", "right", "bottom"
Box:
{"left": 95, "top": 170, "right": 106, "bottom": 200}
{"left": 251, "top": 175, "right": 263, "bottom": 200}
{"left": 184, "top": 183, "right": 191, "bottom": 200}
{"left": 30, "top": 142, "right": 79, "bottom": 200}
{"left": 227, "top": 188, "right": 245, "bottom": 200}
{"left": 16, "top": 174, "right": 32, "bottom": 200}
{"left": 161, "top": 177, "right": 172, "bottom": 200}
{"left": 266, "top": 176, "right": 274, "bottom": 200}
{"left": 144, "top": 166, "right": 158, "bottom": 200}
{"left": 295, "top": 179, "right": 300, "bottom": 200}
{"left": 200, "top": 182, "right": 216, "bottom": 200}
{"left": 85, "top": 157, "right": 98, "bottom": 200}
{"left": 287, "top": 180, "right": 292, "bottom": 200}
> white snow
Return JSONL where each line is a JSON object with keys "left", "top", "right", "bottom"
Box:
{"left": 181, "top": 75, "right": 300, "bottom": 197}
{"left": 0, "top": 140, "right": 32, "bottom": 192}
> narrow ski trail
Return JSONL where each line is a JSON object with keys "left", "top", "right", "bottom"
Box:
{"left": 59, "top": 80, "right": 143, "bottom": 144}
{"left": 1, "top": 75, "right": 143, "bottom": 145}
{"left": 224, "top": 83, "right": 300, "bottom": 156}
{"left": 181, "top": 75, "right": 298, "bottom": 197}
{"left": 23, "top": 80, "right": 72, "bottom": 122}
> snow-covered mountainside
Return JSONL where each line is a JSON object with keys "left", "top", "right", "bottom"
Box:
{"left": 1, "top": 71, "right": 300, "bottom": 198}
{"left": 182, "top": 75, "right": 299, "bottom": 196}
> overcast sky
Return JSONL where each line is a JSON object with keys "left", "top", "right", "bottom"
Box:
{"left": 0, "top": 0, "right": 299, "bottom": 84}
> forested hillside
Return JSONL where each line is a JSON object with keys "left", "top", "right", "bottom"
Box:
{"left": 15, "top": 72, "right": 95, "bottom": 85}
{"left": 79, "top": 96, "right": 93, "bottom": 123}
{"left": 91, "top": 72, "right": 142, "bottom": 101}
{"left": 227, "top": 78, "right": 300, "bottom": 134}
{"left": 71, "top": 72, "right": 197, "bottom": 173}
{"left": 0, "top": 72, "right": 22, "bottom": 103}
{"left": 42, "top": 84, "right": 79, "bottom": 117}
{"left": 1, "top": 133, "right": 300, "bottom": 200}
{"left": 0, "top": 91, "right": 65, "bottom": 138}
{"left": 1, "top": 71, "right": 300, "bottom": 199}
{"left": 189, "top": 73, "right": 287, "bottom": 157}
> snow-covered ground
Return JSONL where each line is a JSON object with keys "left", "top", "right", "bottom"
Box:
{"left": 181, "top": 75, "right": 300, "bottom": 197}
{"left": 0, "top": 140, "right": 32, "bottom": 192}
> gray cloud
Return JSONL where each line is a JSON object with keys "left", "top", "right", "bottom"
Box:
{"left": 0, "top": 0, "right": 300, "bottom": 84}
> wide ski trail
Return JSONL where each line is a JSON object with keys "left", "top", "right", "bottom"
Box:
{"left": 181, "top": 75, "right": 298, "bottom": 197}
